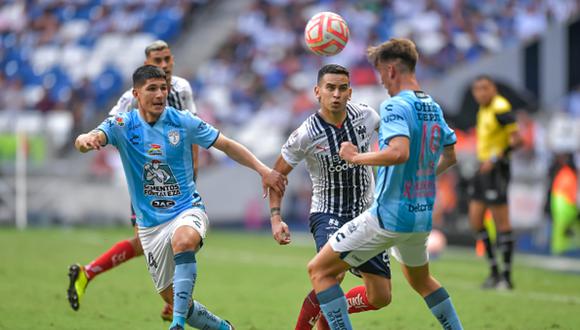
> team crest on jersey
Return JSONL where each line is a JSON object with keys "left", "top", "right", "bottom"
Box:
{"left": 168, "top": 130, "right": 180, "bottom": 146}
{"left": 115, "top": 116, "right": 125, "bottom": 126}
{"left": 147, "top": 144, "right": 163, "bottom": 156}
{"left": 143, "top": 160, "right": 181, "bottom": 197}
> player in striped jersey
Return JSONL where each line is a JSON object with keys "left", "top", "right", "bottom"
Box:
{"left": 307, "top": 39, "right": 462, "bottom": 329}
{"left": 67, "top": 41, "right": 198, "bottom": 320}
{"left": 268, "top": 64, "right": 392, "bottom": 330}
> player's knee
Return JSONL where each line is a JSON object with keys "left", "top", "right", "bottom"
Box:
{"left": 367, "top": 288, "right": 392, "bottom": 309}
{"left": 307, "top": 259, "right": 324, "bottom": 281}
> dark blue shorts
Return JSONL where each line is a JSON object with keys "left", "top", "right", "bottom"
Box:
{"left": 309, "top": 213, "right": 391, "bottom": 279}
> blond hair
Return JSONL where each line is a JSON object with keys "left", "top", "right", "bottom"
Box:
{"left": 367, "top": 38, "right": 419, "bottom": 73}
{"left": 145, "top": 40, "right": 169, "bottom": 57}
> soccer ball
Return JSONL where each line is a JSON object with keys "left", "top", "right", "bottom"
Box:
{"left": 304, "top": 12, "right": 349, "bottom": 56}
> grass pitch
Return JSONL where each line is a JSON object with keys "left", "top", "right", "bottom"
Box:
{"left": 0, "top": 228, "right": 579, "bottom": 329}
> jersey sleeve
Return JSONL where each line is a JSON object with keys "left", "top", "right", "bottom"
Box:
{"left": 281, "top": 127, "right": 308, "bottom": 168}
{"left": 108, "top": 89, "right": 135, "bottom": 116}
{"left": 184, "top": 112, "right": 219, "bottom": 149}
{"left": 379, "top": 99, "right": 410, "bottom": 143}
{"left": 441, "top": 120, "right": 457, "bottom": 146}
{"left": 96, "top": 115, "right": 122, "bottom": 146}
{"left": 181, "top": 83, "right": 197, "bottom": 115}
{"left": 494, "top": 98, "right": 518, "bottom": 133}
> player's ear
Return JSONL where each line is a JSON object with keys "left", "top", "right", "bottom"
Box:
{"left": 314, "top": 85, "right": 320, "bottom": 100}
{"left": 132, "top": 87, "right": 138, "bottom": 98}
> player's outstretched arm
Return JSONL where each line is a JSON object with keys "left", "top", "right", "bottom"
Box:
{"left": 75, "top": 130, "right": 106, "bottom": 153}
{"left": 436, "top": 145, "right": 457, "bottom": 176}
{"left": 339, "top": 136, "right": 410, "bottom": 166}
{"left": 212, "top": 134, "right": 288, "bottom": 196}
{"left": 269, "top": 155, "right": 294, "bottom": 245}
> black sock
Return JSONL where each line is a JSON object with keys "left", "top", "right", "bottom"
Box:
{"left": 497, "top": 231, "right": 514, "bottom": 280}
{"left": 477, "top": 229, "right": 499, "bottom": 276}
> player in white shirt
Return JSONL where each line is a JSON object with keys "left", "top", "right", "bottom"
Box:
{"left": 269, "top": 64, "right": 392, "bottom": 330}
{"left": 67, "top": 40, "right": 199, "bottom": 322}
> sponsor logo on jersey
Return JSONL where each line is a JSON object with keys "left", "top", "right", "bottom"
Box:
{"left": 168, "top": 130, "right": 180, "bottom": 146}
{"left": 151, "top": 199, "right": 176, "bottom": 209}
{"left": 143, "top": 160, "right": 181, "bottom": 197}
{"left": 407, "top": 202, "right": 433, "bottom": 213}
{"left": 147, "top": 144, "right": 163, "bottom": 155}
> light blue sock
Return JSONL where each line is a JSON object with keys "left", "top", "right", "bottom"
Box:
{"left": 186, "top": 300, "right": 232, "bottom": 330}
{"left": 316, "top": 284, "right": 353, "bottom": 330}
{"left": 170, "top": 251, "right": 197, "bottom": 329}
{"left": 424, "top": 287, "right": 463, "bottom": 330}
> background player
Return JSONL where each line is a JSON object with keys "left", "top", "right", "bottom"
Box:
{"left": 75, "top": 65, "right": 285, "bottom": 330}
{"left": 469, "top": 75, "right": 521, "bottom": 290}
{"left": 268, "top": 64, "right": 391, "bottom": 329}
{"left": 67, "top": 40, "right": 199, "bottom": 319}
{"left": 307, "top": 38, "right": 462, "bottom": 330}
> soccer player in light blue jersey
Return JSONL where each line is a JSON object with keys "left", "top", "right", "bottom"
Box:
{"left": 306, "top": 39, "right": 463, "bottom": 330}
{"left": 75, "top": 65, "right": 286, "bottom": 330}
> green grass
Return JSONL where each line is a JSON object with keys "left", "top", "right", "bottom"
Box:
{"left": 1, "top": 228, "right": 579, "bottom": 329}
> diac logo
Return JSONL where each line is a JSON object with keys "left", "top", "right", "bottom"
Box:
{"left": 151, "top": 200, "right": 176, "bottom": 209}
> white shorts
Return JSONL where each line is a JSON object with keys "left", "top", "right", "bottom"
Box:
{"left": 138, "top": 208, "right": 209, "bottom": 292}
{"left": 329, "top": 211, "right": 430, "bottom": 267}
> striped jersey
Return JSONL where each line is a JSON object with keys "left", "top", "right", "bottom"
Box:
{"left": 370, "top": 90, "right": 456, "bottom": 232}
{"left": 97, "top": 107, "right": 219, "bottom": 228}
{"left": 282, "top": 102, "right": 380, "bottom": 218}
{"left": 109, "top": 75, "right": 196, "bottom": 116}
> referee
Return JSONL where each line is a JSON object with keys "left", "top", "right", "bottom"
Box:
{"left": 468, "top": 75, "right": 521, "bottom": 290}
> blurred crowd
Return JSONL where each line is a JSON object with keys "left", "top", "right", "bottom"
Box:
{"left": 193, "top": 0, "right": 580, "bottom": 133}
{"left": 0, "top": 0, "right": 205, "bottom": 126}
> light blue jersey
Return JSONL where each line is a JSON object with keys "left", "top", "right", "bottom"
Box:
{"left": 97, "top": 107, "right": 219, "bottom": 228}
{"left": 370, "top": 90, "right": 456, "bottom": 232}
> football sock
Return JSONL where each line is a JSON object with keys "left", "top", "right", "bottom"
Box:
{"left": 317, "top": 284, "right": 352, "bottom": 330}
{"left": 424, "top": 287, "right": 463, "bottom": 330}
{"left": 345, "top": 285, "right": 378, "bottom": 313}
{"left": 295, "top": 290, "right": 320, "bottom": 330}
{"left": 85, "top": 239, "right": 136, "bottom": 280}
{"left": 170, "top": 251, "right": 197, "bottom": 329}
{"left": 316, "top": 285, "right": 380, "bottom": 330}
{"left": 497, "top": 231, "right": 514, "bottom": 280}
{"left": 186, "top": 300, "right": 232, "bottom": 330}
{"left": 477, "top": 229, "right": 499, "bottom": 276}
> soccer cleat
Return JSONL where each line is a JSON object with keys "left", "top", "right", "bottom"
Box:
{"left": 67, "top": 264, "right": 89, "bottom": 311}
{"left": 225, "top": 320, "right": 235, "bottom": 330}
{"left": 480, "top": 274, "right": 500, "bottom": 289}
{"left": 496, "top": 274, "right": 514, "bottom": 290}
{"left": 169, "top": 325, "right": 183, "bottom": 330}
{"left": 161, "top": 303, "right": 173, "bottom": 322}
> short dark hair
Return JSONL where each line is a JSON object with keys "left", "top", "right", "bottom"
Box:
{"left": 317, "top": 64, "right": 350, "bottom": 84}
{"left": 367, "top": 38, "right": 419, "bottom": 73}
{"left": 132, "top": 65, "right": 166, "bottom": 88}
{"left": 473, "top": 74, "right": 495, "bottom": 85}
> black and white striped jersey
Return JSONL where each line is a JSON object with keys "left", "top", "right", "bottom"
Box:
{"left": 282, "top": 102, "right": 380, "bottom": 218}
{"left": 109, "top": 75, "right": 196, "bottom": 115}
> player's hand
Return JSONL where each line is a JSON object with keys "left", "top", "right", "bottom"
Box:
{"left": 339, "top": 141, "right": 358, "bottom": 163}
{"left": 77, "top": 133, "right": 102, "bottom": 152}
{"left": 480, "top": 160, "right": 494, "bottom": 173}
{"left": 271, "top": 216, "right": 291, "bottom": 245}
{"left": 262, "top": 169, "right": 288, "bottom": 198}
